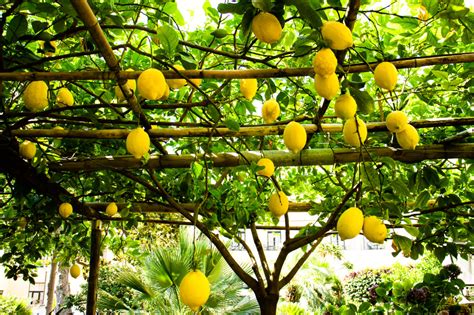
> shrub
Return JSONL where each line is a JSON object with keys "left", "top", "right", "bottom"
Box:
{"left": 0, "top": 295, "right": 32, "bottom": 315}
{"left": 343, "top": 268, "right": 389, "bottom": 303}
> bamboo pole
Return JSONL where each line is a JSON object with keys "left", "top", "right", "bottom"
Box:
{"left": 49, "top": 143, "right": 474, "bottom": 171}
{"left": 9, "top": 117, "right": 474, "bottom": 139}
{"left": 1, "top": 53, "right": 473, "bottom": 81}
{"left": 86, "top": 220, "right": 101, "bottom": 315}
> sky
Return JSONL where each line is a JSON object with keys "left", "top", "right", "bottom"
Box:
{"left": 177, "top": 0, "right": 221, "bottom": 30}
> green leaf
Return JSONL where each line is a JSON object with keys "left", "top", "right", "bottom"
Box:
{"left": 359, "top": 301, "right": 372, "bottom": 312}
{"left": 434, "top": 247, "right": 446, "bottom": 262}
{"left": 393, "top": 234, "right": 412, "bottom": 256}
{"left": 211, "top": 29, "right": 229, "bottom": 38}
{"left": 156, "top": 24, "right": 179, "bottom": 59}
{"left": 191, "top": 161, "right": 204, "bottom": 179}
{"left": 391, "top": 178, "right": 411, "bottom": 197}
{"left": 224, "top": 118, "right": 240, "bottom": 131}
{"left": 414, "top": 190, "right": 430, "bottom": 209}
{"left": 251, "top": 0, "right": 273, "bottom": 11}
{"left": 292, "top": 0, "right": 322, "bottom": 28}
{"left": 218, "top": 2, "right": 250, "bottom": 15}
{"left": 6, "top": 15, "right": 28, "bottom": 43}
{"left": 163, "top": 2, "right": 185, "bottom": 26}
{"left": 350, "top": 88, "right": 375, "bottom": 115}
{"left": 404, "top": 225, "right": 419, "bottom": 238}
{"left": 31, "top": 21, "right": 48, "bottom": 34}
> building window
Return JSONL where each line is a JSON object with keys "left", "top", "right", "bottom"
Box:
{"left": 329, "top": 234, "right": 346, "bottom": 250}
{"left": 364, "top": 238, "right": 384, "bottom": 250}
{"left": 230, "top": 230, "right": 246, "bottom": 251}
{"left": 266, "top": 231, "right": 282, "bottom": 250}
{"left": 29, "top": 291, "right": 44, "bottom": 305}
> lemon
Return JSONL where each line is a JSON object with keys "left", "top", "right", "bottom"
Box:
{"left": 19, "top": 141, "right": 36, "bottom": 160}
{"left": 256, "top": 158, "right": 274, "bottom": 177}
{"left": 262, "top": 99, "right": 280, "bottom": 123}
{"left": 321, "top": 21, "right": 353, "bottom": 50}
{"left": 23, "top": 81, "right": 49, "bottom": 112}
{"left": 251, "top": 12, "right": 282, "bottom": 44}
{"left": 160, "top": 84, "right": 170, "bottom": 100}
{"left": 126, "top": 127, "right": 150, "bottom": 159}
{"left": 268, "top": 191, "right": 289, "bottom": 217}
{"left": 374, "top": 62, "right": 398, "bottom": 91}
{"left": 39, "top": 40, "right": 57, "bottom": 57}
{"left": 18, "top": 217, "right": 27, "bottom": 229}
{"left": 106, "top": 202, "right": 118, "bottom": 216}
{"left": 59, "top": 202, "right": 73, "bottom": 218}
{"left": 314, "top": 73, "right": 339, "bottom": 100}
{"left": 283, "top": 121, "right": 307, "bottom": 153}
{"left": 137, "top": 68, "right": 167, "bottom": 100}
{"left": 179, "top": 270, "right": 210, "bottom": 311}
{"left": 363, "top": 216, "right": 387, "bottom": 244}
{"left": 386, "top": 111, "right": 409, "bottom": 133}
{"left": 115, "top": 69, "right": 137, "bottom": 101}
{"left": 190, "top": 77, "right": 202, "bottom": 88}
{"left": 396, "top": 124, "right": 419, "bottom": 150}
{"left": 343, "top": 116, "right": 367, "bottom": 147}
{"left": 240, "top": 78, "right": 258, "bottom": 100}
{"left": 312, "top": 48, "right": 338, "bottom": 77}
{"left": 70, "top": 264, "right": 81, "bottom": 279}
{"left": 418, "top": 5, "right": 429, "bottom": 21}
{"left": 167, "top": 65, "right": 187, "bottom": 89}
{"left": 56, "top": 87, "right": 74, "bottom": 107}
{"left": 337, "top": 207, "right": 364, "bottom": 240}
{"left": 334, "top": 93, "right": 357, "bottom": 120}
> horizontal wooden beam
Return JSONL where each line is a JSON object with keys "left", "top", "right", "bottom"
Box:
{"left": 49, "top": 144, "right": 474, "bottom": 172}
{"left": 1, "top": 53, "right": 472, "bottom": 81}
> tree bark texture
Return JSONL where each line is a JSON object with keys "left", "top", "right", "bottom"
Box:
{"left": 56, "top": 265, "right": 72, "bottom": 315}
{"left": 46, "top": 259, "right": 58, "bottom": 314}
{"left": 86, "top": 221, "right": 102, "bottom": 315}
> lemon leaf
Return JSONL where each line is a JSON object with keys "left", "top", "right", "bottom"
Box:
{"left": 156, "top": 24, "right": 179, "bottom": 58}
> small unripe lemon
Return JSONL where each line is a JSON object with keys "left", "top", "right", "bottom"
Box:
{"left": 334, "top": 93, "right": 357, "bottom": 120}
{"left": 256, "top": 158, "right": 274, "bottom": 177}
{"left": 321, "top": 21, "right": 353, "bottom": 50}
{"left": 386, "top": 111, "right": 409, "bottom": 133}
{"left": 343, "top": 117, "right": 367, "bottom": 147}
{"left": 59, "top": 202, "right": 73, "bottom": 218}
{"left": 167, "top": 65, "right": 187, "bottom": 89}
{"left": 312, "top": 48, "right": 338, "bottom": 77}
{"left": 240, "top": 78, "right": 258, "bottom": 100}
{"left": 283, "top": 121, "right": 307, "bottom": 153}
{"left": 115, "top": 69, "right": 137, "bottom": 101}
{"left": 19, "top": 141, "right": 36, "bottom": 160}
{"left": 70, "top": 264, "right": 81, "bottom": 279}
{"left": 56, "top": 87, "right": 74, "bottom": 107}
{"left": 396, "top": 124, "right": 419, "bottom": 150}
{"left": 137, "top": 68, "right": 167, "bottom": 100}
{"left": 337, "top": 207, "right": 364, "bottom": 240}
{"left": 363, "top": 216, "right": 387, "bottom": 244}
{"left": 314, "top": 73, "right": 339, "bottom": 100}
{"left": 126, "top": 128, "right": 150, "bottom": 159}
{"left": 374, "top": 62, "right": 398, "bottom": 91}
{"left": 106, "top": 202, "right": 118, "bottom": 216}
{"left": 251, "top": 12, "right": 282, "bottom": 44}
{"left": 262, "top": 99, "right": 280, "bottom": 123}
{"left": 268, "top": 191, "right": 289, "bottom": 217}
{"left": 179, "top": 270, "right": 210, "bottom": 311}
{"left": 23, "top": 81, "right": 49, "bottom": 112}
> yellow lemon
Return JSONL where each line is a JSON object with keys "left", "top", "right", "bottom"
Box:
{"left": 126, "top": 128, "right": 150, "bottom": 159}
{"left": 321, "top": 21, "right": 353, "bottom": 50}
{"left": 396, "top": 124, "right": 419, "bottom": 150}
{"left": 137, "top": 68, "right": 167, "bottom": 100}
{"left": 19, "top": 141, "right": 36, "bottom": 160}
{"left": 23, "top": 81, "right": 49, "bottom": 112}
{"left": 262, "top": 99, "right": 280, "bottom": 123}
{"left": 256, "top": 158, "right": 274, "bottom": 177}
{"left": 179, "top": 270, "right": 210, "bottom": 311}
{"left": 70, "top": 264, "right": 81, "bottom": 279}
{"left": 343, "top": 117, "right": 367, "bottom": 147}
{"left": 268, "top": 191, "right": 289, "bottom": 217}
{"left": 334, "top": 93, "right": 357, "bottom": 120}
{"left": 312, "top": 48, "right": 338, "bottom": 77}
{"left": 240, "top": 78, "right": 258, "bottom": 100}
{"left": 167, "top": 65, "right": 187, "bottom": 89}
{"left": 59, "top": 202, "right": 73, "bottom": 218}
{"left": 314, "top": 73, "right": 339, "bottom": 100}
{"left": 374, "top": 62, "right": 398, "bottom": 91}
{"left": 160, "top": 84, "right": 170, "bottom": 100}
{"left": 106, "top": 202, "right": 118, "bottom": 216}
{"left": 251, "top": 12, "right": 282, "bottom": 44}
{"left": 337, "top": 207, "right": 364, "bottom": 240}
{"left": 386, "top": 111, "right": 409, "bottom": 133}
{"left": 283, "top": 121, "right": 307, "bottom": 153}
{"left": 363, "top": 216, "right": 387, "bottom": 244}
{"left": 56, "top": 87, "right": 74, "bottom": 107}
{"left": 115, "top": 69, "right": 137, "bottom": 101}
{"left": 190, "top": 77, "right": 202, "bottom": 88}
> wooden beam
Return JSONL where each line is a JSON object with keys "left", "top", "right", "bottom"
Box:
{"left": 86, "top": 220, "right": 101, "bottom": 315}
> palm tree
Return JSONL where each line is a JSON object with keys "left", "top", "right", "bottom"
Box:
{"left": 98, "top": 228, "right": 259, "bottom": 314}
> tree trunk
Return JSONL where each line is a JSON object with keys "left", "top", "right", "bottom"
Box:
{"left": 257, "top": 294, "right": 279, "bottom": 315}
{"left": 56, "top": 265, "right": 73, "bottom": 315}
{"left": 45, "top": 258, "right": 58, "bottom": 314}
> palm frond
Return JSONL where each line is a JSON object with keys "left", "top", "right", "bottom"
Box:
{"left": 97, "top": 289, "right": 133, "bottom": 311}
{"left": 118, "top": 271, "right": 154, "bottom": 299}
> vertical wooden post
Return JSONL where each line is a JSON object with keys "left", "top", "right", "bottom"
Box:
{"left": 86, "top": 220, "right": 101, "bottom": 315}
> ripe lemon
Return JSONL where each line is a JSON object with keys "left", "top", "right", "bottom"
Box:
{"left": 396, "top": 124, "right": 419, "bottom": 150}
{"left": 23, "top": 81, "right": 49, "bottom": 111}
{"left": 251, "top": 12, "right": 282, "bottom": 44}
{"left": 56, "top": 87, "right": 74, "bottom": 107}
{"left": 374, "top": 62, "right": 398, "bottom": 91}
{"left": 106, "top": 202, "right": 118, "bottom": 216}
{"left": 240, "top": 78, "right": 258, "bottom": 100}
{"left": 312, "top": 48, "right": 338, "bottom": 77}
{"left": 262, "top": 99, "right": 280, "bottom": 123}
{"left": 160, "top": 84, "right": 170, "bottom": 100}
{"left": 386, "top": 111, "right": 409, "bottom": 133}
{"left": 190, "top": 77, "right": 202, "bottom": 88}
{"left": 19, "top": 141, "right": 36, "bottom": 160}
{"left": 70, "top": 264, "right": 81, "bottom": 279}
{"left": 268, "top": 191, "right": 289, "bottom": 217}
{"left": 363, "top": 216, "right": 387, "bottom": 244}
{"left": 334, "top": 93, "right": 357, "bottom": 120}
{"left": 343, "top": 117, "right": 367, "bottom": 147}
{"left": 179, "top": 270, "right": 210, "bottom": 311}
{"left": 137, "top": 68, "right": 167, "bottom": 100}
{"left": 314, "top": 73, "right": 339, "bottom": 100}
{"left": 126, "top": 127, "right": 150, "bottom": 159}
{"left": 115, "top": 69, "right": 137, "bottom": 101}
{"left": 167, "top": 65, "right": 187, "bottom": 89}
{"left": 59, "top": 202, "right": 73, "bottom": 218}
{"left": 337, "top": 207, "right": 364, "bottom": 240}
{"left": 283, "top": 121, "right": 307, "bottom": 153}
{"left": 321, "top": 21, "right": 353, "bottom": 50}
{"left": 256, "top": 158, "right": 274, "bottom": 177}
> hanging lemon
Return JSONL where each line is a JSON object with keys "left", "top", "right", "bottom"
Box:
{"left": 115, "top": 69, "right": 136, "bottom": 101}
{"left": 179, "top": 270, "right": 210, "bottom": 311}
{"left": 126, "top": 128, "right": 150, "bottom": 159}
{"left": 268, "top": 191, "right": 289, "bottom": 217}
{"left": 283, "top": 121, "right": 307, "bottom": 153}
{"left": 314, "top": 73, "right": 339, "bottom": 100}
{"left": 396, "top": 124, "right": 419, "bottom": 150}
{"left": 251, "top": 12, "right": 282, "bottom": 44}
{"left": 334, "top": 93, "right": 357, "bottom": 120}
{"left": 56, "top": 87, "right": 74, "bottom": 107}
{"left": 23, "top": 81, "right": 49, "bottom": 111}
{"left": 167, "top": 65, "right": 187, "bottom": 89}
{"left": 321, "top": 21, "right": 353, "bottom": 50}
{"left": 59, "top": 202, "right": 73, "bottom": 218}
{"left": 240, "top": 78, "right": 258, "bottom": 100}
{"left": 374, "top": 62, "right": 398, "bottom": 91}
{"left": 256, "top": 158, "right": 274, "bottom": 177}
{"left": 70, "top": 264, "right": 81, "bottom": 279}
{"left": 137, "top": 68, "right": 167, "bottom": 100}
{"left": 343, "top": 117, "right": 367, "bottom": 147}
{"left": 261, "top": 99, "right": 280, "bottom": 123}
{"left": 19, "top": 141, "right": 36, "bottom": 160}
{"left": 106, "top": 202, "right": 118, "bottom": 216}
{"left": 337, "top": 207, "right": 364, "bottom": 240}
{"left": 386, "top": 111, "right": 409, "bottom": 133}
{"left": 363, "top": 216, "right": 387, "bottom": 244}
{"left": 312, "top": 48, "right": 338, "bottom": 77}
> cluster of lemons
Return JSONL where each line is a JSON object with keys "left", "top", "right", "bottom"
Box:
{"left": 337, "top": 207, "right": 387, "bottom": 244}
